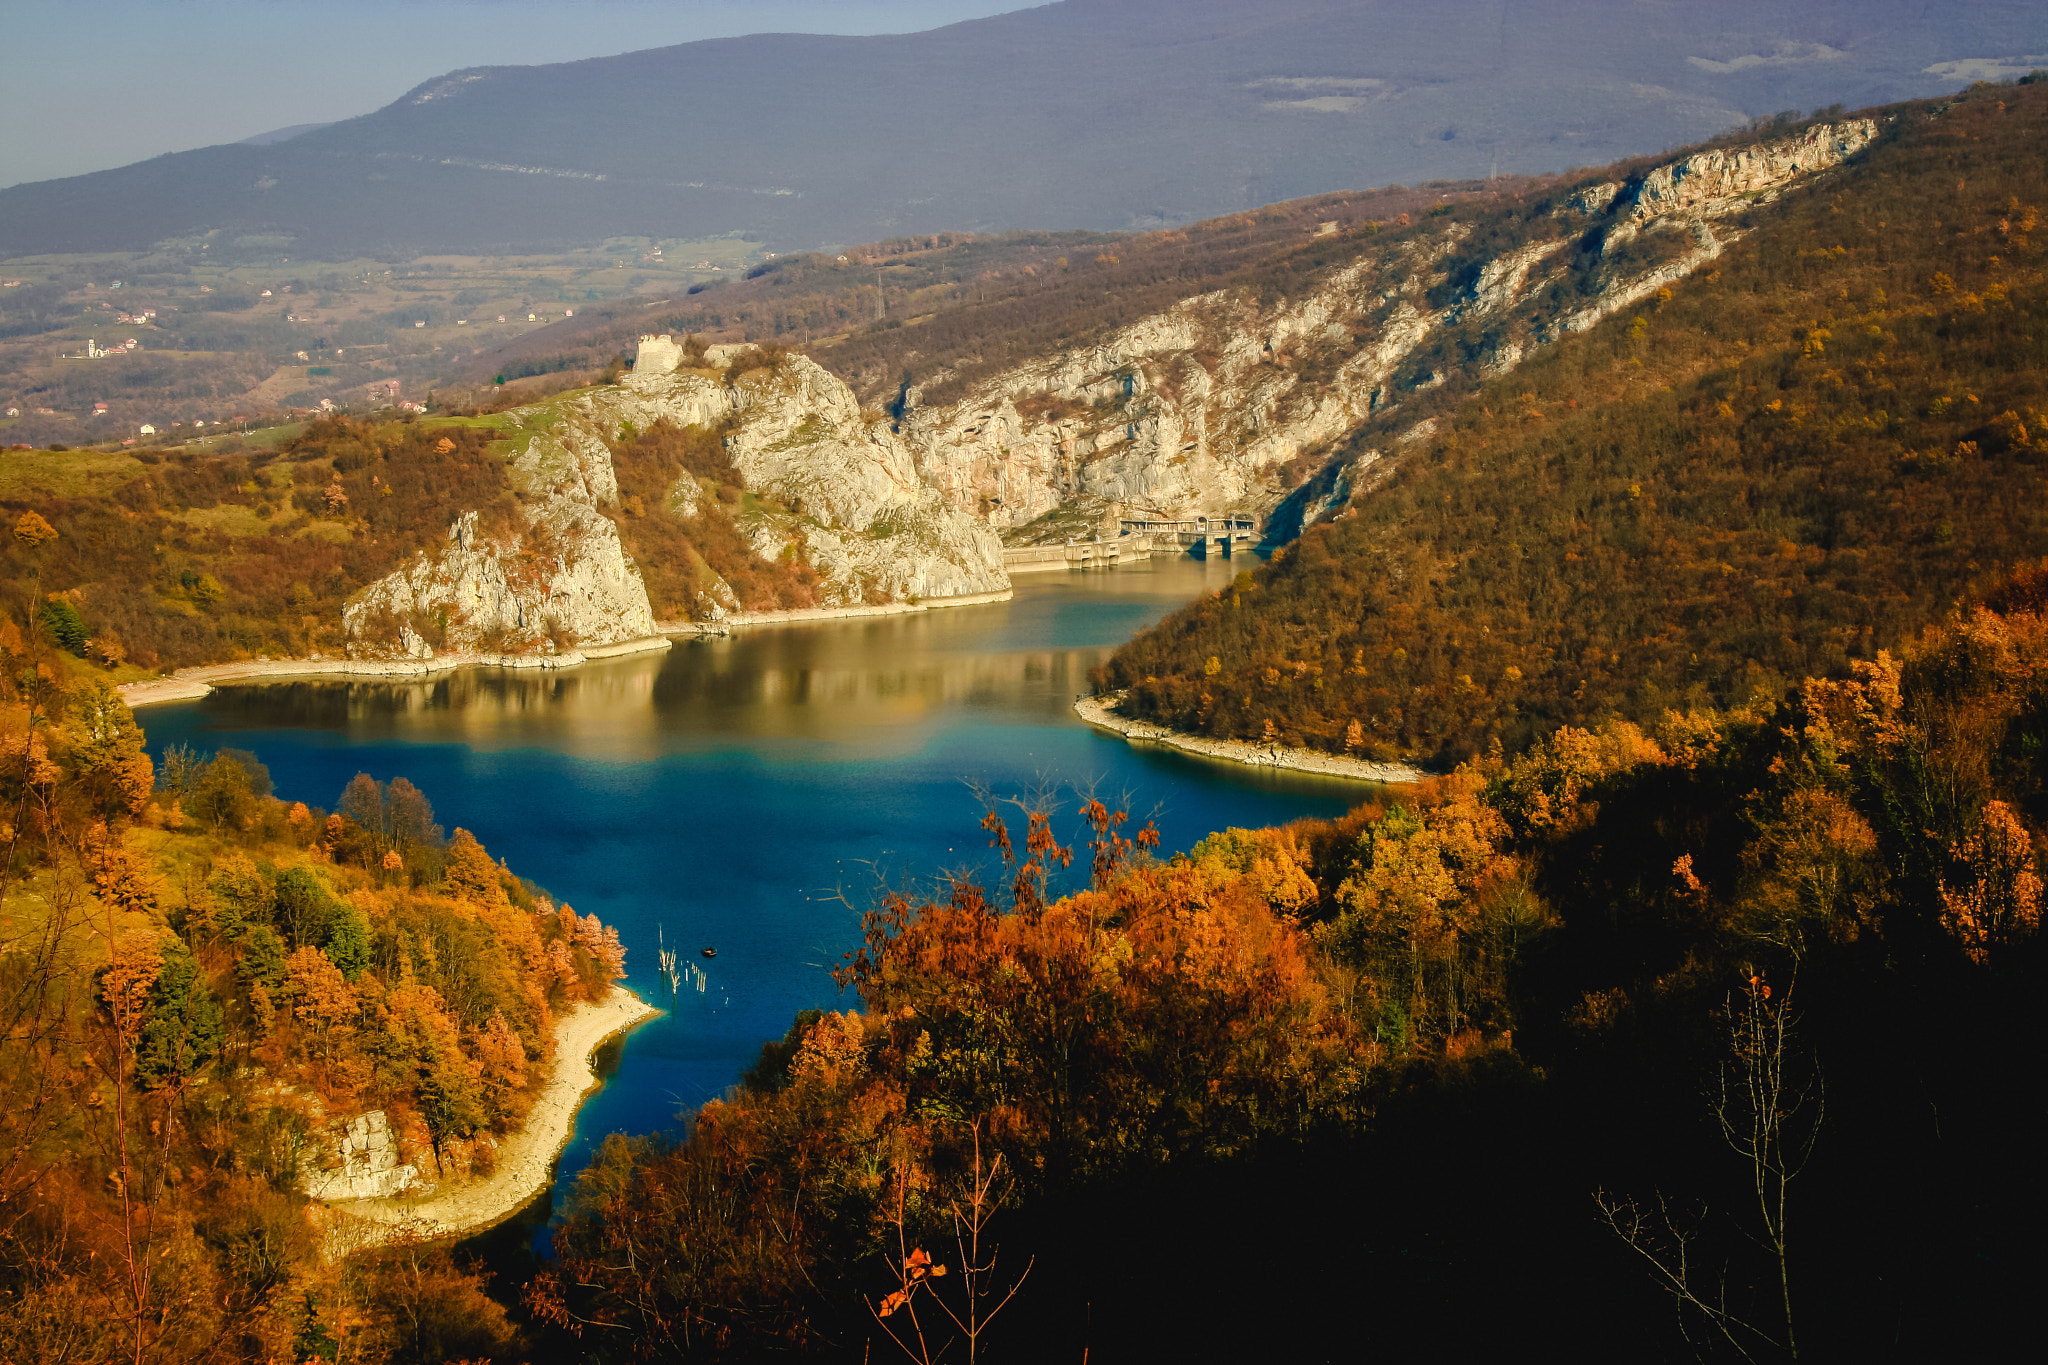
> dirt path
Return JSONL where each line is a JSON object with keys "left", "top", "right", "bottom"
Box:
{"left": 1075, "top": 693, "right": 1425, "bottom": 785}
{"left": 328, "top": 987, "right": 660, "bottom": 1250}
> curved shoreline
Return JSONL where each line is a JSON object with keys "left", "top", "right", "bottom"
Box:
{"left": 1075, "top": 693, "right": 1426, "bottom": 785}
{"left": 660, "top": 587, "right": 1013, "bottom": 635}
{"left": 327, "top": 986, "right": 660, "bottom": 1251}
{"left": 116, "top": 634, "right": 676, "bottom": 708}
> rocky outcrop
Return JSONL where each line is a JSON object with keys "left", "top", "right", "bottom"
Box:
{"left": 300, "top": 1110, "right": 426, "bottom": 1202}
{"left": 343, "top": 364, "right": 666, "bottom": 659}
{"left": 546, "top": 343, "right": 1008, "bottom": 610}
{"left": 1538, "top": 119, "right": 1879, "bottom": 340}
{"left": 894, "top": 120, "right": 1877, "bottom": 541}
{"left": 345, "top": 336, "right": 1007, "bottom": 654}
{"left": 344, "top": 501, "right": 659, "bottom": 659}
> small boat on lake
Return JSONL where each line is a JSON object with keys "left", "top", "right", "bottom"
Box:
{"left": 701, "top": 947, "right": 717, "bottom": 958}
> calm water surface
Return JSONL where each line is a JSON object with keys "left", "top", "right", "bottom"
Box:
{"left": 139, "top": 557, "right": 1370, "bottom": 1251}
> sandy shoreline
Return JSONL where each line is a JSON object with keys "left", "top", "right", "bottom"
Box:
{"left": 117, "top": 635, "right": 675, "bottom": 708}
{"left": 328, "top": 986, "right": 660, "bottom": 1250}
{"left": 1075, "top": 692, "right": 1426, "bottom": 785}
{"left": 660, "top": 587, "right": 1013, "bottom": 634}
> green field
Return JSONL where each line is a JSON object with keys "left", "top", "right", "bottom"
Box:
{"left": 0, "top": 447, "right": 147, "bottom": 499}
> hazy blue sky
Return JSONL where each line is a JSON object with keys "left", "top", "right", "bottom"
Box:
{"left": 1, "top": 1, "right": 1031, "bottom": 189}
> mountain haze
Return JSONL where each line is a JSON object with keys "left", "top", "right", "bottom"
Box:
{"left": 4, "top": 0, "right": 2042, "bottom": 259}
{"left": 4, "top": 72, "right": 2048, "bottom": 1364}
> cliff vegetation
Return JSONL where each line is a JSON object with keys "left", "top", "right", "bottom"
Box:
{"left": 606, "top": 416, "right": 822, "bottom": 619}
{"left": 0, "top": 418, "right": 516, "bottom": 669}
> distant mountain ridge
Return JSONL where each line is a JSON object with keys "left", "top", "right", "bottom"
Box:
{"left": 237, "top": 123, "right": 334, "bottom": 147}
{"left": 1, "top": 0, "right": 2042, "bottom": 260}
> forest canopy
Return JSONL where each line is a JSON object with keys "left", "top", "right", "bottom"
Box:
{"left": 0, "top": 594, "right": 624, "bottom": 1363}
{"left": 1098, "top": 82, "right": 2048, "bottom": 767}
{"left": 531, "top": 560, "right": 2047, "bottom": 1360}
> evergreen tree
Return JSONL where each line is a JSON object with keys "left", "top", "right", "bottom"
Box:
{"left": 39, "top": 596, "right": 87, "bottom": 654}
{"left": 136, "top": 942, "right": 223, "bottom": 1088}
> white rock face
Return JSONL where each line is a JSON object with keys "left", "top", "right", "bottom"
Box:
{"left": 345, "top": 503, "right": 659, "bottom": 658}
{"left": 1554, "top": 118, "right": 1878, "bottom": 335}
{"left": 894, "top": 120, "right": 1878, "bottom": 540}
{"left": 341, "top": 123, "right": 1873, "bottom": 655}
{"left": 300, "top": 1110, "right": 425, "bottom": 1202}
{"left": 564, "top": 352, "right": 1008, "bottom": 609}
{"left": 345, "top": 354, "right": 667, "bottom": 657}
{"left": 345, "top": 343, "right": 1006, "bottom": 650}
{"left": 630, "top": 333, "right": 686, "bottom": 382}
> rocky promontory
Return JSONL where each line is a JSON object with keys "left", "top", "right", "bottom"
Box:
{"left": 336, "top": 341, "right": 1010, "bottom": 662}
{"left": 319, "top": 987, "right": 660, "bottom": 1249}
{"left": 607, "top": 341, "right": 1010, "bottom": 605}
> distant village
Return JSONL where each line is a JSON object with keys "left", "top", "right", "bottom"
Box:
{"left": 5, "top": 370, "right": 426, "bottom": 449}
{"left": 0, "top": 234, "right": 752, "bottom": 452}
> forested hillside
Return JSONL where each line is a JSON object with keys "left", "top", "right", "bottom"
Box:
{"left": 0, "top": 397, "right": 832, "bottom": 674}
{"left": 10, "top": 513, "right": 2042, "bottom": 1361}
{"left": 1097, "top": 79, "right": 2048, "bottom": 766}
{"left": 0, "top": 565, "right": 626, "bottom": 1362}
{"left": 525, "top": 562, "right": 2046, "bottom": 1360}
{"left": 4, "top": 63, "right": 2045, "bottom": 1365}
{"left": 0, "top": 419, "right": 517, "bottom": 670}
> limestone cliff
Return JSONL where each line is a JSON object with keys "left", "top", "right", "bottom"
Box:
{"left": 343, "top": 501, "right": 658, "bottom": 660}
{"left": 345, "top": 338, "right": 1006, "bottom": 654}
{"left": 582, "top": 342, "right": 1007, "bottom": 612}
{"left": 890, "top": 120, "right": 1877, "bottom": 541}
{"left": 343, "top": 352, "right": 668, "bottom": 658}
{"left": 342, "top": 123, "right": 1871, "bottom": 658}
{"left": 299, "top": 1110, "right": 425, "bottom": 1202}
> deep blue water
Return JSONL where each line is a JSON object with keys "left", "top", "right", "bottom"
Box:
{"left": 137, "top": 557, "right": 1371, "bottom": 1250}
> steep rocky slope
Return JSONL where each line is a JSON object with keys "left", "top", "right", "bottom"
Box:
{"left": 1095, "top": 82, "right": 2048, "bottom": 764}
{"left": 893, "top": 119, "right": 1877, "bottom": 542}
{"left": 615, "top": 342, "right": 1007, "bottom": 609}
{"left": 340, "top": 341, "right": 1007, "bottom": 656}
{"left": 331, "top": 119, "right": 1877, "bottom": 662}
{"left": 9, "top": 118, "right": 1878, "bottom": 675}
{"left": 342, "top": 408, "right": 660, "bottom": 659}
{"left": 342, "top": 500, "right": 659, "bottom": 661}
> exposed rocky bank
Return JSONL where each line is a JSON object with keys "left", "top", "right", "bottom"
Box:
{"left": 336, "top": 342, "right": 1012, "bottom": 663}
{"left": 1076, "top": 692, "right": 1425, "bottom": 784}
{"left": 319, "top": 987, "right": 659, "bottom": 1251}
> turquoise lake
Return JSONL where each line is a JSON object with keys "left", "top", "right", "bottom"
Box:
{"left": 137, "top": 556, "right": 1371, "bottom": 1250}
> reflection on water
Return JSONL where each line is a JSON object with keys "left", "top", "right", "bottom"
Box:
{"left": 140, "top": 556, "right": 1369, "bottom": 1251}
{"left": 191, "top": 556, "right": 1251, "bottom": 758}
